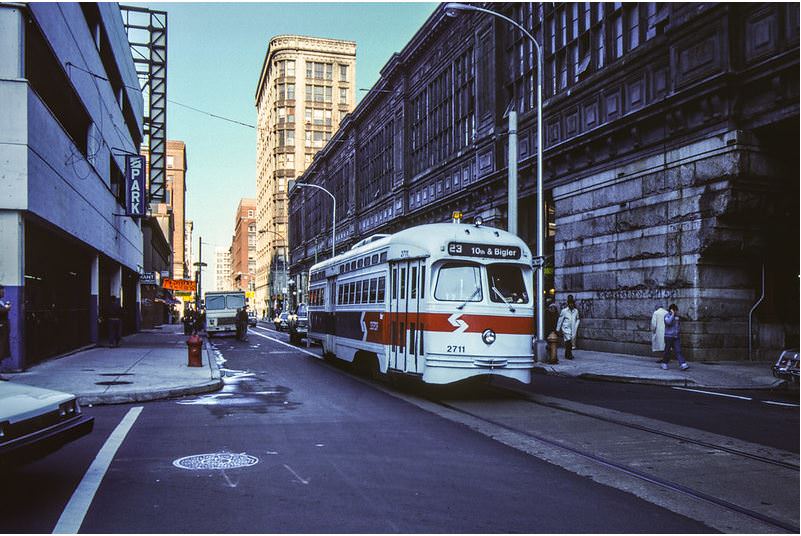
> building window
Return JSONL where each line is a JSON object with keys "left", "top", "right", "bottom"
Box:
{"left": 277, "top": 59, "right": 295, "bottom": 77}
{"left": 248, "top": 210, "right": 254, "bottom": 218}
{"left": 339, "top": 87, "right": 348, "bottom": 104}
{"left": 339, "top": 64, "right": 348, "bottom": 82}
{"left": 167, "top": 155, "right": 174, "bottom": 168}
{"left": 306, "top": 61, "right": 333, "bottom": 81}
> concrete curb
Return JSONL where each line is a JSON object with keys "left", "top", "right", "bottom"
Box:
{"left": 76, "top": 337, "right": 224, "bottom": 406}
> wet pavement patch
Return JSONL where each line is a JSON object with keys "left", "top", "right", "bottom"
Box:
{"left": 172, "top": 452, "right": 259, "bottom": 470}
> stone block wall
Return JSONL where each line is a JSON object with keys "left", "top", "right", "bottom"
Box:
{"left": 552, "top": 129, "right": 786, "bottom": 360}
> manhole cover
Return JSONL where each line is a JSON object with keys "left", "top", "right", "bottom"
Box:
{"left": 173, "top": 452, "right": 259, "bottom": 470}
{"left": 95, "top": 380, "right": 133, "bottom": 386}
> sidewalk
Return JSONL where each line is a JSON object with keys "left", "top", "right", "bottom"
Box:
{"left": 535, "top": 348, "right": 785, "bottom": 390}
{"left": 1, "top": 326, "right": 787, "bottom": 406}
{"left": 3, "top": 325, "right": 222, "bottom": 405}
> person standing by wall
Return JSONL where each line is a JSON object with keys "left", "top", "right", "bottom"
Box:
{"left": 556, "top": 294, "right": 580, "bottom": 360}
{"left": 651, "top": 304, "right": 668, "bottom": 359}
{"left": 659, "top": 303, "right": 689, "bottom": 370}
{"left": 107, "top": 296, "right": 122, "bottom": 347}
{"left": 0, "top": 285, "right": 11, "bottom": 362}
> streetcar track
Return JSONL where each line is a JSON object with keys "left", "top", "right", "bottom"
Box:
{"left": 428, "top": 396, "right": 799, "bottom": 534}
{"left": 488, "top": 383, "right": 800, "bottom": 472}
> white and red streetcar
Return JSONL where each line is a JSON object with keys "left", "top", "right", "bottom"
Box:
{"left": 306, "top": 221, "right": 536, "bottom": 384}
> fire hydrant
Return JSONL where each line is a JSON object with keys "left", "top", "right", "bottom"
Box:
{"left": 186, "top": 333, "right": 203, "bottom": 367}
{"left": 546, "top": 331, "right": 561, "bottom": 364}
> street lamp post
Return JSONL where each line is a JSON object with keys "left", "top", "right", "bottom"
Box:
{"left": 444, "top": 2, "right": 546, "bottom": 360}
{"left": 295, "top": 183, "right": 336, "bottom": 259}
{"left": 193, "top": 236, "right": 208, "bottom": 307}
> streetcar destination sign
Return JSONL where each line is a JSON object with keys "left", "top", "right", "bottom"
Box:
{"left": 447, "top": 242, "right": 521, "bottom": 260}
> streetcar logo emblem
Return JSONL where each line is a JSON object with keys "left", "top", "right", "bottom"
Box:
{"left": 448, "top": 313, "right": 468, "bottom": 333}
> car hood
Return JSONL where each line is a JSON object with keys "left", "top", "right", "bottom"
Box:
{"left": 0, "top": 381, "right": 75, "bottom": 423}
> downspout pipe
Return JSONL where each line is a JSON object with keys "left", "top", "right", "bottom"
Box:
{"left": 747, "top": 264, "right": 765, "bottom": 361}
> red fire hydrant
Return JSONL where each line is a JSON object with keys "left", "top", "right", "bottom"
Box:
{"left": 186, "top": 333, "right": 203, "bottom": 367}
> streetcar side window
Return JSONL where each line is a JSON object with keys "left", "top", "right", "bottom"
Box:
{"left": 377, "top": 276, "right": 386, "bottom": 303}
{"left": 400, "top": 267, "right": 406, "bottom": 299}
{"left": 369, "top": 278, "right": 378, "bottom": 303}
{"left": 487, "top": 263, "right": 529, "bottom": 304}
{"left": 411, "top": 267, "right": 417, "bottom": 299}
{"left": 392, "top": 268, "right": 398, "bottom": 299}
{"left": 434, "top": 262, "right": 483, "bottom": 302}
{"left": 361, "top": 279, "right": 369, "bottom": 303}
{"left": 355, "top": 281, "right": 362, "bottom": 304}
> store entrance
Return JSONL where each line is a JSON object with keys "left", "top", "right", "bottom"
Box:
{"left": 24, "top": 221, "right": 92, "bottom": 366}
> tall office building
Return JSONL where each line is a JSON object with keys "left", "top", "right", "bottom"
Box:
{"left": 229, "top": 198, "right": 257, "bottom": 293}
{"left": 254, "top": 35, "right": 357, "bottom": 318}
{"left": 167, "top": 140, "right": 188, "bottom": 279}
{"left": 214, "top": 246, "right": 232, "bottom": 292}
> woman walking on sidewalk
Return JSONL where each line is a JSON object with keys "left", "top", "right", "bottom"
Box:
{"left": 659, "top": 303, "right": 689, "bottom": 370}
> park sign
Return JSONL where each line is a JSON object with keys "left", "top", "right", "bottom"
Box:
{"left": 162, "top": 278, "right": 197, "bottom": 292}
{"left": 125, "top": 155, "right": 146, "bottom": 217}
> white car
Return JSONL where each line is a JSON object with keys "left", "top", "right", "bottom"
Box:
{"left": 0, "top": 378, "right": 94, "bottom": 468}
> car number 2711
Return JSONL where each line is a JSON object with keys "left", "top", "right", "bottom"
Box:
{"left": 446, "top": 345, "right": 466, "bottom": 353}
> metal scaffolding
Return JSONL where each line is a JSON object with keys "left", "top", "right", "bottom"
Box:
{"left": 120, "top": 5, "right": 168, "bottom": 204}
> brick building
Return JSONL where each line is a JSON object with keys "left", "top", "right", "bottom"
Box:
{"left": 289, "top": 2, "right": 799, "bottom": 360}
{"left": 230, "top": 198, "right": 257, "bottom": 293}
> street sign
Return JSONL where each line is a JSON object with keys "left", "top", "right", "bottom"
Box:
{"left": 140, "top": 271, "right": 158, "bottom": 285}
{"left": 162, "top": 278, "right": 197, "bottom": 291}
{"left": 125, "top": 155, "right": 146, "bottom": 217}
{"left": 245, "top": 291, "right": 255, "bottom": 299}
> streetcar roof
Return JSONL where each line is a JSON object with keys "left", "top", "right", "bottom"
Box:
{"left": 309, "top": 223, "right": 531, "bottom": 276}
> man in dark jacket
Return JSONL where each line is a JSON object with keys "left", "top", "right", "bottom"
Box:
{"left": 236, "top": 306, "right": 249, "bottom": 342}
{"left": 107, "top": 296, "right": 123, "bottom": 347}
{"left": 658, "top": 303, "right": 689, "bottom": 371}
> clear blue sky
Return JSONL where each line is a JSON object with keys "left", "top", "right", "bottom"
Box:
{"left": 138, "top": 2, "right": 438, "bottom": 274}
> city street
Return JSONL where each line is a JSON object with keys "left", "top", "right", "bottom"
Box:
{"left": 2, "top": 323, "right": 797, "bottom": 533}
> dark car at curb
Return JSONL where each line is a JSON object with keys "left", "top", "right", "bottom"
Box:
{"left": 288, "top": 304, "right": 308, "bottom": 345}
{"left": 0, "top": 378, "right": 94, "bottom": 469}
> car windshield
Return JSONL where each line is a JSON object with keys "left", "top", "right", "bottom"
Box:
{"left": 280, "top": 312, "right": 288, "bottom": 319}
{"left": 227, "top": 295, "right": 245, "bottom": 309}
{"left": 434, "top": 262, "right": 483, "bottom": 302}
{"left": 296, "top": 305, "right": 307, "bottom": 316}
{"left": 487, "top": 263, "right": 529, "bottom": 304}
{"left": 206, "top": 295, "right": 226, "bottom": 310}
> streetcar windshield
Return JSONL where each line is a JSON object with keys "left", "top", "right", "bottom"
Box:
{"left": 487, "top": 264, "right": 529, "bottom": 304}
{"left": 434, "top": 262, "right": 483, "bottom": 302}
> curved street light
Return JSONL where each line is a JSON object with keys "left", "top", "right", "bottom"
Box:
{"left": 444, "top": 2, "right": 547, "bottom": 359}
{"left": 294, "top": 182, "right": 336, "bottom": 259}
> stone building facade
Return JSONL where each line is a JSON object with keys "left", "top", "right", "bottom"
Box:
{"left": 254, "top": 35, "right": 357, "bottom": 318}
{"left": 229, "top": 198, "right": 257, "bottom": 293}
{"left": 289, "top": 2, "right": 799, "bottom": 360}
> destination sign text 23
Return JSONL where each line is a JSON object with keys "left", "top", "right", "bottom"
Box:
{"left": 447, "top": 242, "right": 521, "bottom": 260}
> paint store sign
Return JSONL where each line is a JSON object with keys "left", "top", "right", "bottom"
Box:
{"left": 125, "top": 155, "right": 146, "bottom": 217}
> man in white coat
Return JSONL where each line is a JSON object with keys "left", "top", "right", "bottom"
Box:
{"left": 556, "top": 295, "right": 580, "bottom": 360}
{"left": 651, "top": 305, "right": 668, "bottom": 358}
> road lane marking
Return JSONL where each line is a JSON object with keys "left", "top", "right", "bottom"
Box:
{"left": 53, "top": 406, "right": 143, "bottom": 534}
{"left": 249, "top": 328, "right": 320, "bottom": 358}
{"left": 671, "top": 387, "right": 752, "bottom": 400}
{"left": 283, "top": 464, "right": 310, "bottom": 485}
{"left": 762, "top": 400, "right": 799, "bottom": 408}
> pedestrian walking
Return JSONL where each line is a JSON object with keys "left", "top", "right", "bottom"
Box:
{"left": 0, "top": 285, "right": 11, "bottom": 361}
{"left": 194, "top": 308, "right": 206, "bottom": 334}
{"left": 651, "top": 304, "right": 668, "bottom": 357}
{"left": 556, "top": 294, "right": 580, "bottom": 360}
{"left": 658, "top": 303, "right": 689, "bottom": 370}
{"left": 107, "top": 296, "right": 122, "bottom": 347}
{"left": 236, "top": 306, "right": 249, "bottom": 342}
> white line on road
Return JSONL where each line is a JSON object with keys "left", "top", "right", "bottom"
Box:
{"left": 249, "top": 327, "right": 320, "bottom": 359}
{"left": 53, "top": 406, "right": 143, "bottom": 534}
{"left": 762, "top": 400, "right": 800, "bottom": 408}
{"left": 283, "top": 464, "right": 310, "bottom": 485}
{"left": 671, "top": 387, "right": 752, "bottom": 400}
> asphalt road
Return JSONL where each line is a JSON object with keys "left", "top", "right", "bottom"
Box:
{"left": 3, "top": 322, "right": 794, "bottom": 533}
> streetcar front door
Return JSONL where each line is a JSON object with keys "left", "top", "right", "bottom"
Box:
{"left": 389, "top": 260, "right": 423, "bottom": 373}
{"left": 325, "top": 276, "right": 336, "bottom": 354}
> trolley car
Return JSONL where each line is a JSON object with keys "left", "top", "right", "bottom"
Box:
{"left": 306, "top": 221, "right": 536, "bottom": 384}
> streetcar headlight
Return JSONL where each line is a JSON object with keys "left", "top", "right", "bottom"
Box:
{"left": 482, "top": 329, "right": 496, "bottom": 345}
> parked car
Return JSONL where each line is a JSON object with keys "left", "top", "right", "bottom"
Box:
{"left": 273, "top": 311, "right": 289, "bottom": 331}
{"left": 288, "top": 304, "right": 308, "bottom": 345}
{"left": 0, "top": 378, "right": 94, "bottom": 468}
{"left": 247, "top": 310, "right": 258, "bottom": 328}
{"left": 772, "top": 349, "right": 799, "bottom": 384}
